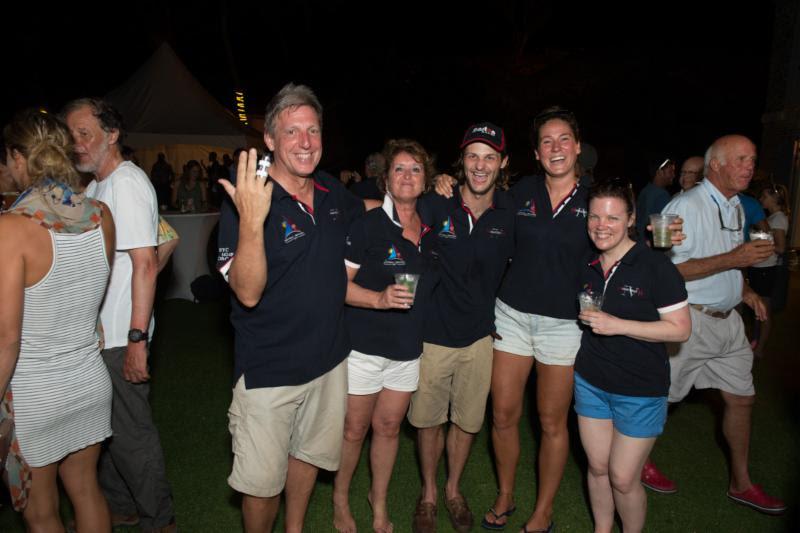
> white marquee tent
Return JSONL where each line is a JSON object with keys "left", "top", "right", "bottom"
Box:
{"left": 105, "top": 42, "right": 261, "bottom": 178}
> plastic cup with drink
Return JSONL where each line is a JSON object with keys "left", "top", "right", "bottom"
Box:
{"left": 578, "top": 289, "right": 603, "bottom": 325}
{"left": 394, "top": 273, "right": 420, "bottom": 306}
{"left": 649, "top": 213, "right": 679, "bottom": 249}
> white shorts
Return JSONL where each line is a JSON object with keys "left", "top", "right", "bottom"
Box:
{"left": 347, "top": 350, "right": 420, "bottom": 395}
{"left": 493, "top": 298, "right": 582, "bottom": 366}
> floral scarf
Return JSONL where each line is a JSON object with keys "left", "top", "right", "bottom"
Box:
{"left": 5, "top": 178, "right": 102, "bottom": 233}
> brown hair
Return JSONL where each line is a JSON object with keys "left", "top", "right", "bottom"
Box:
{"left": 589, "top": 176, "right": 637, "bottom": 238}
{"left": 3, "top": 109, "right": 81, "bottom": 189}
{"left": 378, "top": 139, "right": 435, "bottom": 195}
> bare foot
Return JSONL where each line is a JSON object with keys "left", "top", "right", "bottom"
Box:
{"left": 367, "top": 491, "right": 393, "bottom": 533}
{"left": 333, "top": 499, "right": 357, "bottom": 533}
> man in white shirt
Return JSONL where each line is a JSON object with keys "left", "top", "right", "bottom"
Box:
{"left": 653, "top": 135, "right": 785, "bottom": 515}
{"left": 63, "top": 98, "right": 176, "bottom": 533}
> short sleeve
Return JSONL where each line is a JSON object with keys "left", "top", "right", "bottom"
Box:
{"left": 770, "top": 212, "right": 789, "bottom": 232}
{"left": 662, "top": 195, "right": 695, "bottom": 266}
{"left": 344, "top": 215, "right": 368, "bottom": 269}
{"left": 112, "top": 176, "right": 158, "bottom": 250}
{"left": 651, "top": 254, "right": 688, "bottom": 314}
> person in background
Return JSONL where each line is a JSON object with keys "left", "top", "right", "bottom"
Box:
{"left": 150, "top": 153, "right": 174, "bottom": 208}
{"left": 652, "top": 135, "right": 786, "bottom": 516}
{"left": 347, "top": 152, "right": 386, "bottom": 201}
{"left": 171, "top": 160, "right": 207, "bottom": 211}
{"left": 748, "top": 184, "right": 790, "bottom": 357}
{"left": 575, "top": 178, "right": 690, "bottom": 533}
{"left": 63, "top": 97, "right": 176, "bottom": 533}
{"left": 677, "top": 156, "right": 704, "bottom": 193}
{"left": 635, "top": 156, "right": 675, "bottom": 243}
{"left": 1, "top": 109, "right": 116, "bottom": 532}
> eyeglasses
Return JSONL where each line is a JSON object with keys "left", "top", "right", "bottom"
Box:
{"left": 713, "top": 199, "right": 743, "bottom": 232}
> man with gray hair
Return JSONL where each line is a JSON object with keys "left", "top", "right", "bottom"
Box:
{"left": 649, "top": 135, "right": 786, "bottom": 515}
{"left": 63, "top": 98, "right": 176, "bottom": 532}
{"left": 217, "top": 83, "right": 366, "bottom": 532}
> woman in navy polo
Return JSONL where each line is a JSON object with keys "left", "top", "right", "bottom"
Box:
{"left": 333, "top": 139, "right": 434, "bottom": 533}
{"left": 575, "top": 179, "right": 690, "bottom": 533}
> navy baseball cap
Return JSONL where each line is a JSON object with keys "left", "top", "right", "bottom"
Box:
{"left": 460, "top": 122, "right": 506, "bottom": 152}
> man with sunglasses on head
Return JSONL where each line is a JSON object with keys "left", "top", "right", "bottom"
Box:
{"left": 635, "top": 155, "right": 676, "bottom": 244}
{"left": 649, "top": 135, "right": 786, "bottom": 515}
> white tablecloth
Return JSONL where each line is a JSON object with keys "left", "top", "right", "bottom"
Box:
{"left": 161, "top": 212, "right": 220, "bottom": 301}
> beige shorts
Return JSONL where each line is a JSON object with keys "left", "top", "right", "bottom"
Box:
{"left": 227, "top": 360, "right": 347, "bottom": 497}
{"left": 493, "top": 298, "right": 581, "bottom": 366}
{"left": 668, "top": 307, "right": 755, "bottom": 403}
{"left": 407, "top": 336, "right": 493, "bottom": 433}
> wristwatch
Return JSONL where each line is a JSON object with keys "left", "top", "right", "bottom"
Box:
{"left": 128, "top": 328, "right": 149, "bottom": 343}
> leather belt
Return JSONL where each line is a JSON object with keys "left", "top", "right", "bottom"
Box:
{"left": 690, "top": 304, "right": 732, "bottom": 319}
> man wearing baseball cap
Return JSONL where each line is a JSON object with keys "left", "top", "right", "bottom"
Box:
{"left": 408, "top": 122, "right": 515, "bottom": 532}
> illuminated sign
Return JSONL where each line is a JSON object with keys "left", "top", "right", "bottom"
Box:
{"left": 234, "top": 91, "right": 248, "bottom": 125}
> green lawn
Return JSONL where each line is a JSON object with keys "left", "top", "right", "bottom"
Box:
{"left": 1, "top": 276, "right": 798, "bottom": 532}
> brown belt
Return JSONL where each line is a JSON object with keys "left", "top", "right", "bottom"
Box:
{"left": 690, "top": 304, "right": 732, "bottom": 319}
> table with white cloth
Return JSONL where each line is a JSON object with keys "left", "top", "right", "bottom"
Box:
{"left": 161, "top": 211, "right": 220, "bottom": 301}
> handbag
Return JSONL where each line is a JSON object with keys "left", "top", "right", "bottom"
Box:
{"left": 0, "top": 389, "right": 31, "bottom": 511}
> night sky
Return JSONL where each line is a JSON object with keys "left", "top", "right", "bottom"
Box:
{"left": 4, "top": 2, "right": 776, "bottom": 189}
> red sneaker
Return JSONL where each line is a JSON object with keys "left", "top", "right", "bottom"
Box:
{"left": 727, "top": 484, "right": 787, "bottom": 515}
{"left": 640, "top": 461, "right": 677, "bottom": 494}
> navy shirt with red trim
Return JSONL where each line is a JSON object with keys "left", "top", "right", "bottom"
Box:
{"left": 344, "top": 196, "right": 435, "bottom": 361}
{"left": 497, "top": 175, "right": 592, "bottom": 319}
{"left": 574, "top": 241, "right": 688, "bottom": 397}
{"left": 217, "top": 170, "right": 365, "bottom": 388}
{"left": 418, "top": 188, "right": 514, "bottom": 347}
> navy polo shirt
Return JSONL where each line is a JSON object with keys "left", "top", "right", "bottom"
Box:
{"left": 419, "top": 188, "right": 514, "bottom": 347}
{"left": 217, "top": 170, "right": 365, "bottom": 388}
{"left": 497, "top": 175, "right": 592, "bottom": 319}
{"left": 574, "top": 241, "right": 688, "bottom": 397}
{"left": 344, "top": 196, "right": 435, "bottom": 361}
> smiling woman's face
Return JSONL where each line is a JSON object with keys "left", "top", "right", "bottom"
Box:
{"left": 534, "top": 118, "right": 581, "bottom": 179}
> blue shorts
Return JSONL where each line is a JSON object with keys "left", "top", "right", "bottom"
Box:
{"left": 574, "top": 372, "right": 667, "bottom": 438}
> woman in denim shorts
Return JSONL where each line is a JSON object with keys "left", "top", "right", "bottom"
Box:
{"left": 574, "top": 179, "right": 690, "bottom": 532}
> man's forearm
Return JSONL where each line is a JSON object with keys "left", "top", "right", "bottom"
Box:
{"left": 676, "top": 251, "right": 737, "bottom": 281}
{"left": 229, "top": 225, "right": 267, "bottom": 307}
{"left": 130, "top": 249, "right": 158, "bottom": 332}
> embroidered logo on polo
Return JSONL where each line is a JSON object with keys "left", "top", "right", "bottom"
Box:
{"left": 438, "top": 217, "right": 457, "bottom": 239}
{"left": 383, "top": 245, "right": 406, "bottom": 266}
{"left": 487, "top": 227, "right": 506, "bottom": 238}
{"left": 281, "top": 217, "right": 305, "bottom": 244}
{"left": 571, "top": 207, "right": 588, "bottom": 218}
{"left": 517, "top": 199, "right": 537, "bottom": 217}
{"left": 620, "top": 285, "right": 644, "bottom": 298}
{"left": 329, "top": 208, "right": 341, "bottom": 221}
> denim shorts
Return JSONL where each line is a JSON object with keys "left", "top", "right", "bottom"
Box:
{"left": 573, "top": 372, "right": 667, "bottom": 438}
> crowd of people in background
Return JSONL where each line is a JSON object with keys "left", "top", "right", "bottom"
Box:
{"left": 0, "top": 81, "right": 793, "bottom": 533}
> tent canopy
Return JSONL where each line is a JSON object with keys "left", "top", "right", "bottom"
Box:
{"left": 105, "top": 43, "right": 261, "bottom": 175}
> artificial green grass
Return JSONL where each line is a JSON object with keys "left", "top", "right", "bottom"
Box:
{"left": 1, "top": 277, "right": 798, "bottom": 532}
